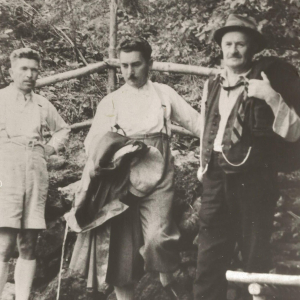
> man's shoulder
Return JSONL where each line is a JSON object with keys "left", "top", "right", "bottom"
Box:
{"left": 32, "top": 92, "right": 52, "bottom": 107}
{"left": 0, "top": 85, "right": 12, "bottom": 97}
{"left": 151, "top": 81, "right": 178, "bottom": 98}
{"left": 152, "top": 81, "right": 175, "bottom": 92}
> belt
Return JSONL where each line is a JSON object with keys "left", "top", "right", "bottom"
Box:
{"left": 129, "top": 132, "right": 169, "bottom": 140}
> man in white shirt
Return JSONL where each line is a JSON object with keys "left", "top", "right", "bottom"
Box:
{"left": 0, "top": 48, "right": 70, "bottom": 300}
{"left": 84, "top": 37, "right": 201, "bottom": 300}
{"left": 194, "top": 14, "right": 300, "bottom": 300}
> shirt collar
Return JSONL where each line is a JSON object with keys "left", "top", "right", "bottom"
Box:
{"left": 123, "top": 80, "right": 151, "bottom": 97}
{"left": 9, "top": 83, "right": 34, "bottom": 103}
{"left": 215, "top": 67, "right": 251, "bottom": 92}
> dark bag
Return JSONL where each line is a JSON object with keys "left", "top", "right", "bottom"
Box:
{"left": 251, "top": 56, "right": 300, "bottom": 172}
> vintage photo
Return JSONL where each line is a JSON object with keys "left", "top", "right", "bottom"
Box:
{"left": 0, "top": 0, "right": 300, "bottom": 299}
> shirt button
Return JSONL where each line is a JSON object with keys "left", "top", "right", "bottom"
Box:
{"left": 210, "top": 131, "right": 214, "bottom": 134}
{"left": 206, "top": 148, "right": 210, "bottom": 152}
{"left": 205, "top": 158, "right": 209, "bottom": 162}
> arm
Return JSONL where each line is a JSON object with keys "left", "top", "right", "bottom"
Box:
{"left": 84, "top": 95, "right": 115, "bottom": 154}
{"left": 266, "top": 94, "right": 300, "bottom": 142}
{"left": 167, "top": 86, "right": 201, "bottom": 137}
{"left": 248, "top": 72, "right": 300, "bottom": 142}
{"left": 45, "top": 102, "right": 70, "bottom": 153}
{"left": 197, "top": 80, "right": 208, "bottom": 181}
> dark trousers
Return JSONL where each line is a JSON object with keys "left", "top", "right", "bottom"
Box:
{"left": 194, "top": 152, "right": 278, "bottom": 300}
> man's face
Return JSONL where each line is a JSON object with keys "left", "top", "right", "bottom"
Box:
{"left": 221, "top": 31, "right": 254, "bottom": 74}
{"left": 119, "top": 51, "right": 152, "bottom": 89}
{"left": 9, "top": 58, "right": 39, "bottom": 93}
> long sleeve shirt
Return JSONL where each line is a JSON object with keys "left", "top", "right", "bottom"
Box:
{"left": 85, "top": 80, "right": 201, "bottom": 154}
{"left": 200, "top": 69, "right": 300, "bottom": 153}
{"left": 0, "top": 85, "right": 70, "bottom": 152}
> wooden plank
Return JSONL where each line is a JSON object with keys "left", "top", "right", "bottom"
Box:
{"left": 35, "top": 61, "right": 108, "bottom": 88}
{"left": 226, "top": 271, "right": 300, "bottom": 286}
{"left": 35, "top": 60, "right": 217, "bottom": 88}
{"left": 249, "top": 283, "right": 300, "bottom": 299}
{"left": 106, "top": 58, "right": 218, "bottom": 76}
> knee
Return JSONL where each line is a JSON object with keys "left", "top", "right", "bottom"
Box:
{"left": 0, "top": 237, "right": 16, "bottom": 262}
{"left": 18, "top": 230, "right": 39, "bottom": 260}
{"left": 18, "top": 241, "right": 37, "bottom": 260}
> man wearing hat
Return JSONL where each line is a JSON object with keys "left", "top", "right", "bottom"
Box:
{"left": 194, "top": 14, "right": 300, "bottom": 300}
{"left": 68, "top": 36, "right": 201, "bottom": 300}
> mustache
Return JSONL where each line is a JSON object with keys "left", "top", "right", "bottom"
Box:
{"left": 128, "top": 75, "right": 137, "bottom": 80}
{"left": 227, "top": 54, "right": 242, "bottom": 59}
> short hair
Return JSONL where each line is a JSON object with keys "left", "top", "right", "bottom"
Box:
{"left": 10, "top": 48, "right": 41, "bottom": 67}
{"left": 117, "top": 36, "right": 152, "bottom": 61}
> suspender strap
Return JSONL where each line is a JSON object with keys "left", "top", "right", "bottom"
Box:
{"left": 114, "top": 124, "right": 127, "bottom": 136}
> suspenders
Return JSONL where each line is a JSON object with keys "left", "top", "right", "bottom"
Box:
{"left": 113, "top": 84, "right": 169, "bottom": 136}
{"left": 0, "top": 91, "right": 47, "bottom": 142}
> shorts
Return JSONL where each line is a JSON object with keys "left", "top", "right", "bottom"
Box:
{"left": 0, "top": 141, "right": 48, "bottom": 229}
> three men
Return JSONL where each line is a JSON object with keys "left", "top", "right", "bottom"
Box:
{"left": 0, "top": 48, "right": 69, "bottom": 300}
{"left": 194, "top": 14, "right": 300, "bottom": 300}
{"left": 70, "top": 37, "right": 201, "bottom": 300}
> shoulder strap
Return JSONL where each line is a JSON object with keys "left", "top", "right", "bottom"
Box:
{"left": 152, "top": 83, "right": 169, "bottom": 133}
{"left": 152, "top": 83, "right": 167, "bottom": 119}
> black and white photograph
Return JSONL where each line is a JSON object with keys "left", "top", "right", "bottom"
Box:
{"left": 0, "top": 0, "right": 300, "bottom": 299}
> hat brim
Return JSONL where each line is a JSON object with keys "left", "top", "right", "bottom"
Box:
{"left": 213, "top": 26, "right": 267, "bottom": 53}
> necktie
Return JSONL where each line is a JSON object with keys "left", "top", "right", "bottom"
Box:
{"left": 220, "top": 77, "right": 248, "bottom": 145}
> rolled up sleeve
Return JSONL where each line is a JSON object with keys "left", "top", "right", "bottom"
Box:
{"left": 167, "top": 87, "right": 201, "bottom": 137}
{"left": 267, "top": 94, "right": 300, "bottom": 142}
{"left": 46, "top": 102, "right": 70, "bottom": 152}
{"left": 84, "top": 95, "right": 115, "bottom": 154}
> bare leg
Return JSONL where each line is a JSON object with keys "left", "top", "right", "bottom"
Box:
{"left": 0, "top": 228, "right": 18, "bottom": 298}
{"left": 15, "top": 229, "right": 39, "bottom": 300}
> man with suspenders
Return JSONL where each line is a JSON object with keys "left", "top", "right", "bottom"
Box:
{"left": 0, "top": 48, "right": 69, "bottom": 300}
{"left": 82, "top": 37, "right": 201, "bottom": 300}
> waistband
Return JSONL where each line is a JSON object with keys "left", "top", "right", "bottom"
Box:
{"left": 128, "top": 132, "right": 169, "bottom": 140}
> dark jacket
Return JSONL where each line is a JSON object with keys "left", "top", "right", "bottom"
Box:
{"left": 74, "top": 131, "right": 148, "bottom": 230}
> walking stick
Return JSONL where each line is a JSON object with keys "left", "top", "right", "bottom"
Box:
{"left": 56, "top": 222, "right": 69, "bottom": 300}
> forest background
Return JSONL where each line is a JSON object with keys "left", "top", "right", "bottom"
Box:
{"left": 0, "top": 0, "right": 300, "bottom": 299}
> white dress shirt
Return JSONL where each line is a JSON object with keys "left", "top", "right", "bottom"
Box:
{"left": 84, "top": 80, "right": 201, "bottom": 154}
{"left": 0, "top": 85, "right": 70, "bottom": 152}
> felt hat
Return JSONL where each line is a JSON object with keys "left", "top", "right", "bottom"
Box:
{"left": 213, "top": 14, "right": 267, "bottom": 53}
{"left": 128, "top": 146, "right": 165, "bottom": 197}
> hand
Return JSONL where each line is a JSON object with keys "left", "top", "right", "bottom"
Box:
{"left": 44, "top": 145, "right": 56, "bottom": 157}
{"left": 247, "top": 72, "right": 279, "bottom": 102}
{"left": 64, "top": 210, "right": 82, "bottom": 233}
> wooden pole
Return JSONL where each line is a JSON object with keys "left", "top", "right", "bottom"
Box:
{"left": 107, "top": 0, "right": 118, "bottom": 93}
{"left": 106, "top": 58, "right": 218, "bottom": 77}
{"left": 226, "top": 271, "right": 300, "bottom": 286}
{"left": 35, "top": 60, "right": 217, "bottom": 88}
{"left": 248, "top": 283, "right": 300, "bottom": 300}
{"left": 35, "top": 61, "right": 108, "bottom": 88}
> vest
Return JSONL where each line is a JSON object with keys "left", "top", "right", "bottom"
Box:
{"left": 202, "top": 60, "right": 278, "bottom": 173}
